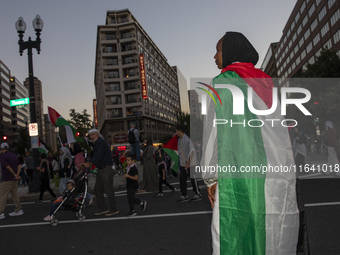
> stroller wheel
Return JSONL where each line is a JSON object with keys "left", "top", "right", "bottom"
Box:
{"left": 78, "top": 214, "right": 86, "bottom": 222}
{"left": 50, "top": 218, "right": 59, "bottom": 227}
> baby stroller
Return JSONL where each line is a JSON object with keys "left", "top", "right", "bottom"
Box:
{"left": 49, "top": 170, "right": 88, "bottom": 226}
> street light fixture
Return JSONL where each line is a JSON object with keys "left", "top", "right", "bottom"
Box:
{"left": 16, "top": 15, "right": 43, "bottom": 192}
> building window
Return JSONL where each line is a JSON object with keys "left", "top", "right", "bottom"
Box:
{"left": 302, "top": 15, "right": 308, "bottom": 27}
{"left": 311, "top": 18, "right": 318, "bottom": 31}
{"left": 108, "top": 70, "right": 119, "bottom": 78}
{"left": 301, "top": 50, "right": 306, "bottom": 60}
{"left": 109, "top": 83, "right": 120, "bottom": 91}
{"left": 309, "top": 56, "right": 315, "bottom": 65}
{"left": 107, "top": 58, "right": 118, "bottom": 65}
{"left": 109, "top": 96, "right": 121, "bottom": 104}
{"left": 328, "top": 0, "right": 336, "bottom": 9}
{"left": 121, "top": 16, "right": 128, "bottom": 23}
{"left": 304, "top": 28, "right": 310, "bottom": 40}
{"left": 291, "top": 21, "right": 295, "bottom": 31}
{"left": 334, "top": 29, "right": 340, "bottom": 44}
{"left": 297, "top": 24, "right": 302, "bottom": 35}
{"left": 300, "top": 2, "right": 306, "bottom": 13}
{"left": 318, "top": 6, "right": 327, "bottom": 22}
{"left": 321, "top": 22, "right": 329, "bottom": 37}
{"left": 295, "top": 12, "right": 300, "bottom": 23}
{"left": 331, "top": 9, "right": 340, "bottom": 27}
{"left": 324, "top": 38, "right": 332, "bottom": 49}
{"left": 283, "top": 36, "right": 287, "bottom": 44}
{"left": 316, "top": 0, "right": 322, "bottom": 6}
{"left": 299, "top": 37, "right": 304, "bottom": 47}
{"left": 315, "top": 48, "right": 322, "bottom": 57}
{"left": 296, "top": 56, "right": 301, "bottom": 65}
{"left": 292, "top": 62, "right": 296, "bottom": 70}
{"left": 308, "top": 4, "right": 315, "bottom": 17}
{"left": 288, "top": 40, "right": 292, "bottom": 49}
{"left": 306, "top": 42, "right": 313, "bottom": 54}
{"left": 292, "top": 33, "right": 297, "bottom": 43}
{"left": 287, "top": 29, "right": 291, "bottom": 38}
{"left": 313, "top": 33, "right": 320, "bottom": 46}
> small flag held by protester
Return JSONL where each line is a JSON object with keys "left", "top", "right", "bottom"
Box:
{"left": 48, "top": 106, "right": 81, "bottom": 144}
{"left": 162, "top": 135, "right": 178, "bottom": 173}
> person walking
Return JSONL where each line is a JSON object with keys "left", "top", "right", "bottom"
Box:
{"left": 83, "top": 129, "right": 118, "bottom": 216}
{"left": 25, "top": 151, "right": 34, "bottom": 183}
{"left": 18, "top": 156, "right": 27, "bottom": 187}
{"left": 127, "top": 124, "right": 140, "bottom": 161}
{"left": 139, "top": 137, "right": 158, "bottom": 193}
{"left": 123, "top": 154, "right": 147, "bottom": 216}
{"left": 0, "top": 142, "right": 24, "bottom": 219}
{"left": 58, "top": 147, "right": 72, "bottom": 195}
{"left": 156, "top": 157, "right": 175, "bottom": 196}
{"left": 36, "top": 153, "right": 57, "bottom": 203}
{"left": 176, "top": 125, "right": 201, "bottom": 203}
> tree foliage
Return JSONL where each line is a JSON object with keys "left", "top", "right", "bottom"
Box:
{"left": 68, "top": 109, "right": 93, "bottom": 135}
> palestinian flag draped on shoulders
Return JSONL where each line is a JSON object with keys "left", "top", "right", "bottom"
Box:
{"left": 48, "top": 106, "right": 81, "bottom": 144}
{"left": 162, "top": 135, "right": 178, "bottom": 173}
{"left": 203, "top": 62, "right": 299, "bottom": 255}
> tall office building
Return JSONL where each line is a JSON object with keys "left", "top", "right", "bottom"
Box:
{"left": 24, "top": 76, "right": 45, "bottom": 141}
{"left": 261, "top": 43, "right": 279, "bottom": 78}
{"left": 188, "top": 90, "right": 201, "bottom": 120}
{"left": 94, "top": 9, "right": 181, "bottom": 145}
{"left": 44, "top": 114, "right": 57, "bottom": 152}
{"left": 0, "top": 60, "right": 15, "bottom": 146}
{"left": 262, "top": 0, "right": 340, "bottom": 83}
{"left": 172, "top": 66, "right": 190, "bottom": 114}
{"left": 10, "top": 76, "right": 30, "bottom": 147}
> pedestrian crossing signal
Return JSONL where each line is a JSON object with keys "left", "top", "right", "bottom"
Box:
{"left": 2, "top": 136, "right": 7, "bottom": 141}
{"left": 76, "top": 132, "right": 80, "bottom": 137}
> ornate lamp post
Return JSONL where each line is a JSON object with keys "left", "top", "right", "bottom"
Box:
{"left": 16, "top": 15, "right": 44, "bottom": 192}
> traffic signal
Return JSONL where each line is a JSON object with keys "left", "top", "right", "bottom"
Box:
{"left": 139, "top": 121, "right": 143, "bottom": 130}
{"left": 2, "top": 135, "right": 7, "bottom": 141}
{"left": 76, "top": 132, "right": 80, "bottom": 137}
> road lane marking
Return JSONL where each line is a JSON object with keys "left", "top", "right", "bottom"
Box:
{"left": 0, "top": 211, "right": 212, "bottom": 229}
{"left": 305, "top": 201, "right": 340, "bottom": 207}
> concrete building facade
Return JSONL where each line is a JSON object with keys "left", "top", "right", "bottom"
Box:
{"left": 172, "top": 66, "right": 190, "bottom": 114}
{"left": 0, "top": 61, "right": 15, "bottom": 146}
{"left": 265, "top": 0, "right": 340, "bottom": 83}
{"left": 94, "top": 9, "right": 181, "bottom": 145}
{"left": 10, "top": 76, "right": 30, "bottom": 147}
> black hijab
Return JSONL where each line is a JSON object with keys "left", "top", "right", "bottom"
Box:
{"left": 222, "top": 32, "right": 259, "bottom": 68}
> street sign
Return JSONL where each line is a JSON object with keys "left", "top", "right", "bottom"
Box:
{"left": 29, "top": 123, "right": 38, "bottom": 136}
{"left": 31, "top": 136, "right": 39, "bottom": 148}
{"left": 10, "top": 97, "right": 30, "bottom": 107}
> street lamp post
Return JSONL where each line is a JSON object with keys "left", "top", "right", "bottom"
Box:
{"left": 16, "top": 15, "right": 44, "bottom": 192}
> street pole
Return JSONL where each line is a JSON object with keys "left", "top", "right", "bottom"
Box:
{"left": 16, "top": 15, "right": 43, "bottom": 192}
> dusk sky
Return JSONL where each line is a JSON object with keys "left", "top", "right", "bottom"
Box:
{"left": 0, "top": 0, "right": 297, "bottom": 120}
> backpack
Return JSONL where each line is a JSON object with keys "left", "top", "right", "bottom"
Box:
{"left": 128, "top": 129, "right": 136, "bottom": 144}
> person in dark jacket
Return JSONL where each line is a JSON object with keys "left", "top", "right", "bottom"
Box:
{"left": 35, "top": 153, "right": 56, "bottom": 203}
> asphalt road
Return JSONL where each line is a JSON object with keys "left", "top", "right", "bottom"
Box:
{"left": 2, "top": 157, "right": 340, "bottom": 255}
{"left": 1, "top": 180, "right": 213, "bottom": 255}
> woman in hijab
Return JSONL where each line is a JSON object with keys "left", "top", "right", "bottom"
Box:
{"left": 58, "top": 147, "right": 72, "bottom": 194}
{"left": 139, "top": 137, "right": 158, "bottom": 193}
{"left": 324, "top": 121, "right": 340, "bottom": 174}
{"left": 203, "top": 32, "right": 300, "bottom": 254}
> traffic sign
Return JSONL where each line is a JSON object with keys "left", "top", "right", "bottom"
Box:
{"left": 31, "top": 136, "right": 39, "bottom": 148}
{"left": 10, "top": 98, "right": 30, "bottom": 107}
{"left": 29, "top": 123, "right": 38, "bottom": 136}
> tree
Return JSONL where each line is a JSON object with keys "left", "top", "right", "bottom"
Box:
{"left": 68, "top": 109, "right": 93, "bottom": 136}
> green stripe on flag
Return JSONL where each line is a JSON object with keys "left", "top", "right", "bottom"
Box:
{"left": 214, "top": 71, "right": 266, "bottom": 254}
{"left": 163, "top": 148, "right": 178, "bottom": 173}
